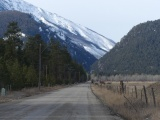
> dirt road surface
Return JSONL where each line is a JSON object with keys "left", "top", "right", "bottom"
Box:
{"left": 0, "top": 83, "right": 123, "bottom": 120}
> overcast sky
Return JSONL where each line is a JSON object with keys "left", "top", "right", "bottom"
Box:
{"left": 24, "top": 0, "right": 160, "bottom": 42}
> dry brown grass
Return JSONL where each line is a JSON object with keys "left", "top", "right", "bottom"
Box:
{"left": 91, "top": 82, "right": 160, "bottom": 120}
{"left": 0, "top": 85, "right": 68, "bottom": 103}
{"left": 21, "top": 85, "right": 66, "bottom": 97}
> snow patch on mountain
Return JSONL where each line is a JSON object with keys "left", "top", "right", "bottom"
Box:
{"left": 0, "top": 0, "right": 116, "bottom": 59}
{"left": 83, "top": 45, "right": 106, "bottom": 59}
{"left": 21, "top": 32, "right": 26, "bottom": 37}
{"left": 57, "top": 32, "right": 66, "bottom": 41}
{"left": 39, "top": 27, "right": 42, "bottom": 32}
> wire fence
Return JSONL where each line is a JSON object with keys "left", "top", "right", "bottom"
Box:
{"left": 94, "top": 81, "right": 160, "bottom": 108}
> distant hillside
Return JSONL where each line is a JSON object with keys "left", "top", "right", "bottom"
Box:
{"left": 91, "top": 19, "right": 160, "bottom": 75}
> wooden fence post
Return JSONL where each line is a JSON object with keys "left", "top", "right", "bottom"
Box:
{"left": 127, "top": 87, "right": 129, "bottom": 95}
{"left": 120, "top": 81, "right": 124, "bottom": 94}
{"left": 141, "top": 89, "right": 143, "bottom": 101}
{"left": 135, "top": 86, "right": 138, "bottom": 99}
{"left": 151, "top": 88, "right": 156, "bottom": 107}
{"left": 143, "top": 86, "right": 148, "bottom": 106}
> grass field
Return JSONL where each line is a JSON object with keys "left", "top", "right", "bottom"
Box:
{"left": 91, "top": 81, "right": 160, "bottom": 120}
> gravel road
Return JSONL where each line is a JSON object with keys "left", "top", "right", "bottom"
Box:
{"left": 0, "top": 83, "right": 123, "bottom": 120}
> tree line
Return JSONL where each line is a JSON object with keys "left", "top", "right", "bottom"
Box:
{"left": 0, "top": 22, "right": 87, "bottom": 90}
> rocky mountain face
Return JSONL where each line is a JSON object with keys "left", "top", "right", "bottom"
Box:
{"left": 0, "top": 0, "right": 115, "bottom": 70}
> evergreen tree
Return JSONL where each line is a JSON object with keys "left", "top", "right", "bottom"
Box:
{"left": 24, "top": 34, "right": 46, "bottom": 69}
{"left": 0, "top": 38, "right": 5, "bottom": 57}
{"left": 0, "top": 58, "right": 10, "bottom": 88}
{"left": 7, "top": 60, "right": 24, "bottom": 89}
{"left": 25, "top": 65, "right": 37, "bottom": 87}
{"left": 4, "top": 22, "right": 23, "bottom": 63}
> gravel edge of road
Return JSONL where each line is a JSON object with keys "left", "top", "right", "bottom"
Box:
{"left": 0, "top": 85, "right": 73, "bottom": 104}
{"left": 90, "top": 84, "right": 126, "bottom": 120}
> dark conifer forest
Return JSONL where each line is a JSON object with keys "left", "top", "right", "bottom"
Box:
{"left": 0, "top": 22, "right": 87, "bottom": 90}
{"left": 91, "top": 20, "right": 160, "bottom": 75}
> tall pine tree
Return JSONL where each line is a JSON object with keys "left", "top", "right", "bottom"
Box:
{"left": 4, "top": 22, "right": 23, "bottom": 63}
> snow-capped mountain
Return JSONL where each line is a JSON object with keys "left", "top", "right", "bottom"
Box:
{"left": 0, "top": 0, "right": 116, "bottom": 70}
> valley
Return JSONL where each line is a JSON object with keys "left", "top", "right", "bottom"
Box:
{"left": 0, "top": 0, "right": 160, "bottom": 120}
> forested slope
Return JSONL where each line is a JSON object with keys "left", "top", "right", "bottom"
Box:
{"left": 91, "top": 20, "right": 160, "bottom": 75}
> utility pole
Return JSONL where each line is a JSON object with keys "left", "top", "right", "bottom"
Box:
{"left": 79, "top": 72, "right": 80, "bottom": 82}
{"left": 38, "top": 44, "right": 41, "bottom": 90}
{"left": 46, "top": 65, "right": 48, "bottom": 81}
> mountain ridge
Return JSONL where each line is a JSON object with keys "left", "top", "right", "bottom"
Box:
{"left": 0, "top": 0, "right": 115, "bottom": 70}
{"left": 91, "top": 19, "right": 160, "bottom": 74}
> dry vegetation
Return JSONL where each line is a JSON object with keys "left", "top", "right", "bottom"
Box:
{"left": 0, "top": 85, "right": 68, "bottom": 103}
{"left": 91, "top": 81, "right": 160, "bottom": 120}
